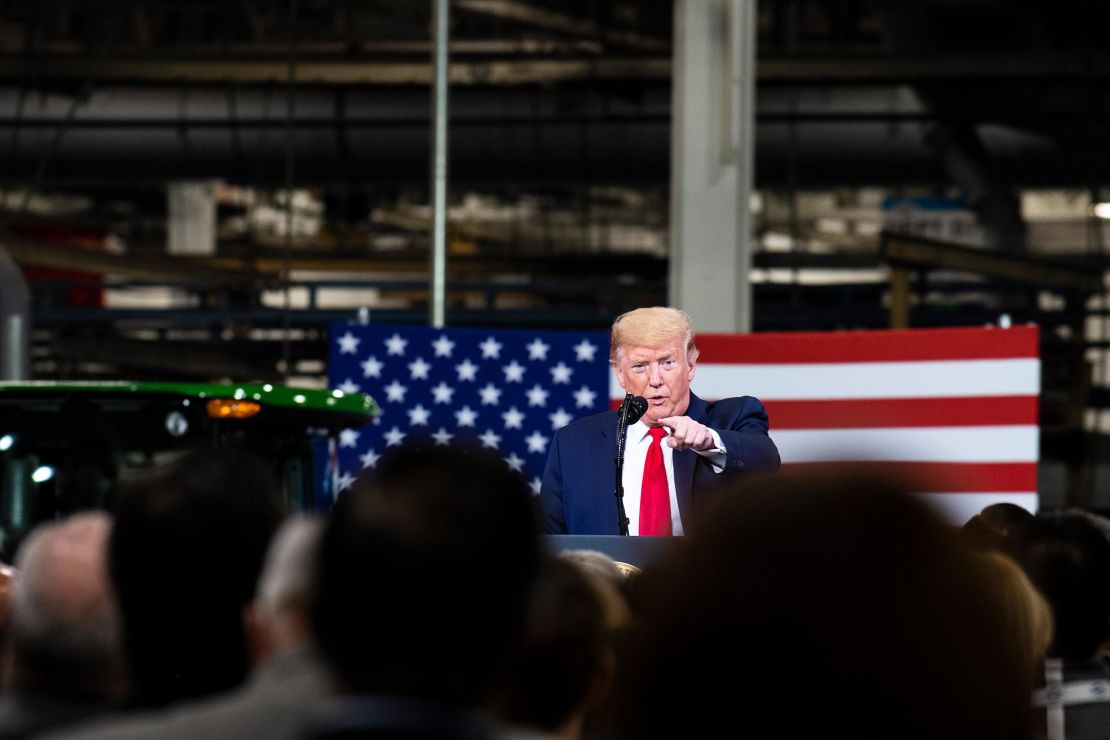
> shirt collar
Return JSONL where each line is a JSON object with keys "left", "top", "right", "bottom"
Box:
{"left": 630, "top": 418, "right": 668, "bottom": 443}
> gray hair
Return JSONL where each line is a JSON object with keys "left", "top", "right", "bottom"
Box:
{"left": 255, "top": 515, "right": 324, "bottom": 617}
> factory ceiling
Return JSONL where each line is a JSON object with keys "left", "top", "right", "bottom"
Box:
{"left": 0, "top": 0, "right": 1107, "bottom": 195}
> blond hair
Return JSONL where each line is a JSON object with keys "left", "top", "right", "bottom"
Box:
{"left": 559, "top": 549, "right": 634, "bottom": 630}
{"left": 610, "top": 307, "right": 698, "bottom": 364}
{"left": 976, "top": 551, "right": 1054, "bottom": 680}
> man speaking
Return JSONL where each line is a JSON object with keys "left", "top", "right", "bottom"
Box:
{"left": 540, "top": 307, "right": 780, "bottom": 535}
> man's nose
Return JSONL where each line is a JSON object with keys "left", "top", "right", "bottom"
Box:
{"left": 648, "top": 364, "right": 664, "bottom": 385}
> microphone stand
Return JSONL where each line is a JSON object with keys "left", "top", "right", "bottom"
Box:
{"left": 614, "top": 393, "right": 633, "bottom": 536}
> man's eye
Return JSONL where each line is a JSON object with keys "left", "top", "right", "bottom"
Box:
{"left": 662, "top": 359, "right": 677, "bottom": 369}
{"left": 632, "top": 364, "right": 647, "bottom": 372}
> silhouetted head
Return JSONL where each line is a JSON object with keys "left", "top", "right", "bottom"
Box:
{"left": 314, "top": 445, "right": 542, "bottom": 705}
{"left": 1005, "top": 511, "right": 1110, "bottom": 660}
{"left": 494, "top": 557, "right": 610, "bottom": 734}
{"left": 110, "top": 450, "right": 285, "bottom": 707}
{"left": 613, "top": 470, "right": 1032, "bottom": 740}
{"left": 960, "top": 502, "right": 1034, "bottom": 552}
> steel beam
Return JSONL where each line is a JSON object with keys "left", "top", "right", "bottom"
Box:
{"left": 881, "top": 234, "right": 1101, "bottom": 292}
{"left": 0, "top": 52, "right": 1108, "bottom": 86}
{"left": 455, "top": 0, "right": 668, "bottom": 51}
{"left": 0, "top": 57, "right": 671, "bottom": 85}
{"left": 0, "top": 230, "right": 257, "bottom": 287}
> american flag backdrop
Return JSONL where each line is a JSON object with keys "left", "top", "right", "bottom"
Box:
{"left": 673, "top": 325, "right": 1041, "bottom": 523}
{"left": 329, "top": 322, "right": 1040, "bottom": 523}
{"left": 327, "top": 323, "right": 610, "bottom": 494}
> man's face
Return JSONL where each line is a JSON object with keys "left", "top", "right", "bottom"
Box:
{"left": 613, "top": 337, "right": 697, "bottom": 426}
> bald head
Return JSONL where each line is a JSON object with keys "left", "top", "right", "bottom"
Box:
{"left": 11, "top": 513, "right": 123, "bottom": 698}
{"left": 15, "top": 513, "right": 113, "bottom": 625}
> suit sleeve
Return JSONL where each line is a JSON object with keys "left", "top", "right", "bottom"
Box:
{"left": 712, "top": 396, "right": 781, "bottom": 474}
{"left": 539, "top": 428, "right": 568, "bottom": 534}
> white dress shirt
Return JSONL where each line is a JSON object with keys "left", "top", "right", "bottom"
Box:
{"left": 621, "top": 420, "right": 727, "bottom": 536}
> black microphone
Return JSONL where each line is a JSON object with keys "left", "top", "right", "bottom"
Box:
{"left": 613, "top": 394, "right": 648, "bottom": 536}
{"left": 624, "top": 395, "right": 648, "bottom": 425}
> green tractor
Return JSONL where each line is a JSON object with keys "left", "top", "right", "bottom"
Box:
{"left": 0, "top": 381, "right": 378, "bottom": 558}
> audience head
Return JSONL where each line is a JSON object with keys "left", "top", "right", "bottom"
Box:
{"left": 314, "top": 445, "right": 542, "bottom": 706}
{"left": 9, "top": 512, "right": 123, "bottom": 700}
{"left": 494, "top": 557, "right": 611, "bottom": 736}
{"left": 973, "top": 551, "right": 1054, "bottom": 681}
{"left": 1075, "top": 510, "right": 1110, "bottom": 543}
{"left": 612, "top": 470, "right": 1032, "bottom": 740}
{"left": 960, "top": 502, "right": 1034, "bottom": 552}
{"left": 559, "top": 549, "right": 634, "bottom": 630}
{"left": 246, "top": 515, "right": 324, "bottom": 664}
{"left": 109, "top": 450, "right": 285, "bottom": 707}
{"left": 1005, "top": 511, "right": 1110, "bottom": 660}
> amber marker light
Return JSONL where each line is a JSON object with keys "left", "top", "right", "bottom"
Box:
{"left": 206, "top": 399, "right": 262, "bottom": 419}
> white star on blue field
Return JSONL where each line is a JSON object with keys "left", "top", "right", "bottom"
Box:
{"left": 327, "top": 324, "right": 610, "bottom": 497}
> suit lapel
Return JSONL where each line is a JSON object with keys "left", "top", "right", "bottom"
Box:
{"left": 673, "top": 393, "right": 708, "bottom": 526}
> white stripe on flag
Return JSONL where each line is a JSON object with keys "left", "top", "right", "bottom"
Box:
{"left": 679, "top": 358, "right": 1040, "bottom": 401}
{"left": 915, "top": 491, "right": 1038, "bottom": 524}
{"left": 771, "top": 425, "right": 1039, "bottom": 464}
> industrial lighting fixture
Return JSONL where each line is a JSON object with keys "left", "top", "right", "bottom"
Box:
{"left": 31, "top": 466, "right": 54, "bottom": 483}
{"left": 0, "top": 435, "right": 13, "bottom": 452}
{"left": 1093, "top": 202, "right": 1110, "bottom": 220}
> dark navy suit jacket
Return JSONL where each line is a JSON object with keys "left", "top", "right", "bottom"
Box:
{"left": 540, "top": 392, "right": 780, "bottom": 534}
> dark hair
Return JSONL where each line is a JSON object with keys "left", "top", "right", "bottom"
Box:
{"left": 611, "top": 470, "right": 1031, "bottom": 740}
{"left": 495, "top": 557, "right": 607, "bottom": 731}
{"left": 1005, "top": 511, "right": 1110, "bottom": 659}
{"left": 960, "top": 502, "right": 1034, "bottom": 552}
{"left": 314, "top": 445, "right": 542, "bottom": 705}
{"left": 109, "top": 450, "right": 285, "bottom": 707}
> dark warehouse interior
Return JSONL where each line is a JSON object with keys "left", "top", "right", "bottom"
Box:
{"left": 0, "top": 0, "right": 1109, "bottom": 507}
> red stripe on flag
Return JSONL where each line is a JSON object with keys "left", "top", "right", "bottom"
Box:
{"left": 694, "top": 325, "right": 1039, "bottom": 364}
{"left": 764, "top": 396, "right": 1039, "bottom": 429}
{"left": 780, "top": 461, "right": 1037, "bottom": 493}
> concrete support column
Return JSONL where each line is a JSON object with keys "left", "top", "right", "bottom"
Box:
{"left": 670, "top": 0, "right": 757, "bottom": 332}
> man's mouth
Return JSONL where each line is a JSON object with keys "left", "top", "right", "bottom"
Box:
{"left": 647, "top": 396, "right": 668, "bottom": 406}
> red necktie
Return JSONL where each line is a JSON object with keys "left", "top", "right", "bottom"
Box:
{"left": 639, "top": 427, "right": 672, "bottom": 536}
